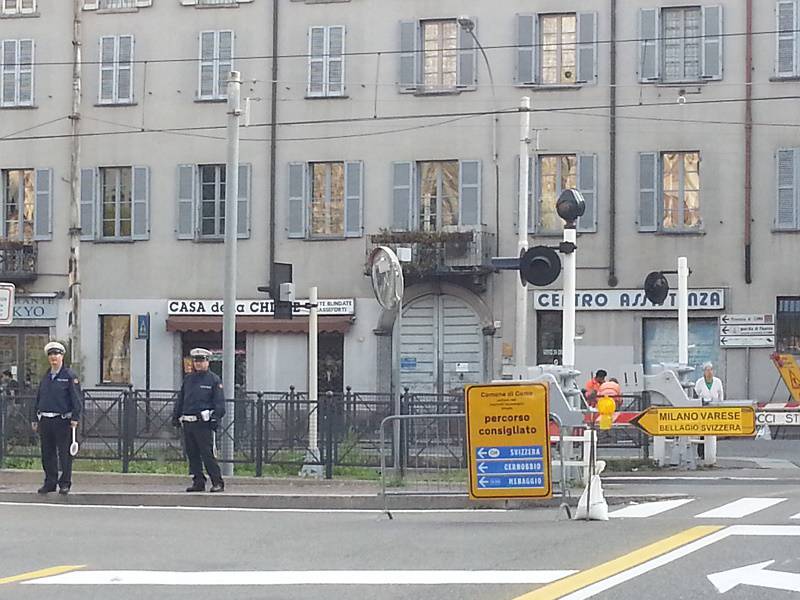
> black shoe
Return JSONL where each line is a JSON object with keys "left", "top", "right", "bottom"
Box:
{"left": 37, "top": 484, "right": 57, "bottom": 494}
{"left": 210, "top": 483, "right": 224, "bottom": 493}
{"left": 185, "top": 484, "right": 205, "bottom": 492}
{"left": 58, "top": 485, "right": 71, "bottom": 495}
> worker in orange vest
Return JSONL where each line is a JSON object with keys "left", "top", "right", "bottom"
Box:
{"left": 583, "top": 369, "right": 607, "bottom": 407}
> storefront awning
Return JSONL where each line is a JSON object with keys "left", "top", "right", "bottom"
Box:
{"left": 165, "top": 315, "right": 353, "bottom": 334}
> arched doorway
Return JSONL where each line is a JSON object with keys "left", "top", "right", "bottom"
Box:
{"left": 399, "top": 293, "right": 484, "bottom": 395}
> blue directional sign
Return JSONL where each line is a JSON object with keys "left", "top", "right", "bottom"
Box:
{"left": 476, "top": 460, "right": 544, "bottom": 475}
{"left": 476, "top": 446, "right": 543, "bottom": 460}
{"left": 477, "top": 475, "right": 546, "bottom": 489}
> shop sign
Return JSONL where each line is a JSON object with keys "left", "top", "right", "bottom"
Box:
{"left": 168, "top": 298, "right": 355, "bottom": 316}
{"left": 533, "top": 289, "right": 725, "bottom": 311}
{"left": 12, "top": 294, "right": 57, "bottom": 320}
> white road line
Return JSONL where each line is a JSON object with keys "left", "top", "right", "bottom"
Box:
{"left": 609, "top": 498, "right": 695, "bottom": 519}
{"left": 0, "top": 502, "right": 508, "bottom": 514}
{"left": 790, "top": 512, "right": 800, "bottom": 520}
{"left": 694, "top": 497, "right": 787, "bottom": 519}
{"left": 562, "top": 525, "right": 800, "bottom": 599}
{"left": 24, "top": 570, "right": 577, "bottom": 586}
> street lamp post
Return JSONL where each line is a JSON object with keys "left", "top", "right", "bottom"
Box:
{"left": 457, "top": 16, "right": 500, "bottom": 256}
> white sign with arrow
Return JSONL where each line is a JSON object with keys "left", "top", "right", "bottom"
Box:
{"left": 719, "top": 314, "right": 775, "bottom": 347}
{"left": 708, "top": 560, "right": 800, "bottom": 594}
{"left": 720, "top": 314, "right": 774, "bottom": 325}
{"left": 720, "top": 335, "right": 774, "bottom": 348}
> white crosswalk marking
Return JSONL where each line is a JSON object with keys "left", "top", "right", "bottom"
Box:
{"left": 694, "top": 498, "right": 788, "bottom": 519}
{"left": 791, "top": 512, "right": 800, "bottom": 520}
{"left": 609, "top": 498, "right": 695, "bottom": 518}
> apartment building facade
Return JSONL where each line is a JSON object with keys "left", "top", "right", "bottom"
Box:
{"left": 1, "top": 0, "right": 799, "bottom": 400}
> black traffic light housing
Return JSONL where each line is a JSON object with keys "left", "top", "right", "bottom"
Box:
{"left": 644, "top": 271, "right": 670, "bottom": 305}
{"left": 519, "top": 246, "right": 562, "bottom": 287}
{"left": 258, "top": 262, "right": 294, "bottom": 319}
{"left": 556, "top": 189, "right": 586, "bottom": 226}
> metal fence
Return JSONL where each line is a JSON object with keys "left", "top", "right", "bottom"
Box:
{"left": 0, "top": 387, "right": 464, "bottom": 476}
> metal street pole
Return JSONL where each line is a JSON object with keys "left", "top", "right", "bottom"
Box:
{"left": 561, "top": 227, "right": 578, "bottom": 369}
{"left": 678, "top": 256, "right": 689, "bottom": 368}
{"left": 300, "top": 286, "right": 323, "bottom": 477}
{"left": 516, "top": 97, "right": 531, "bottom": 367}
{"left": 68, "top": 0, "right": 82, "bottom": 375}
{"left": 221, "top": 71, "right": 241, "bottom": 477}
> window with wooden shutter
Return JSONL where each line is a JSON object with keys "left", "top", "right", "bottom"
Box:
{"left": 99, "top": 35, "right": 134, "bottom": 105}
{"left": 197, "top": 30, "right": 234, "bottom": 101}
{"left": 307, "top": 26, "right": 346, "bottom": 97}
{"left": 1, "top": 39, "right": 34, "bottom": 107}
{"left": 776, "top": 149, "right": 798, "bottom": 230}
{"left": 777, "top": 1, "right": 798, "bottom": 78}
{"left": 2, "top": 0, "right": 36, "bottom": 15}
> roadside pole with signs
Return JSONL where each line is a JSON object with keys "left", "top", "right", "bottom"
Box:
{"left": 719, "top": 314, "right": 775, "bottom": 401}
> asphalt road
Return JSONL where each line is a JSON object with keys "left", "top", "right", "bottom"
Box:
{"left": 2, "top": 480, "right": 800, "bottom": 600}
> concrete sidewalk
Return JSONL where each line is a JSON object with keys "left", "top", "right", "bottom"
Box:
{"left": 0, "top": 469, "right": 693, "bottom": 510}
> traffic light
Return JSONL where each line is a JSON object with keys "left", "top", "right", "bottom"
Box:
{"left": 258, "top": 263, "right": 294, "bottom": 319}
{"left": 644, "top": 271, "right": 669, "bottom": 305}
{"left": 519, "top": 246, "right": 562, "bottom": 287}
{"left": 556, "top": 189, "right": 586, "bottom": 225}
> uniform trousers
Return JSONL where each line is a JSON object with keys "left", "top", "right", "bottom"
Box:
{"left": 39, "top": 417, "right": 72, "bottom": 487}
{"left": 182, "top": 421, "right": 223, "bottom": 486}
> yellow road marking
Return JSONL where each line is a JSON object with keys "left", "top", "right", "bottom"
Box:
{"left": 0, "top": 565, "right": 85, "bottom": 585}
{"left": 513, "top": 526, "right": 723, "bottom": 600}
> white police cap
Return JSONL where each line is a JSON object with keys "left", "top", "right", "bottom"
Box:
{"left": 44, "top": 341, "right": 66, "bottom": 355}
{"left": 190, "top": 348, "right": 212, "bottom": 359}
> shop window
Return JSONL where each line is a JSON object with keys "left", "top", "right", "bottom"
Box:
{"left": 777, "top": 297, "right": 800, "bottom": 354}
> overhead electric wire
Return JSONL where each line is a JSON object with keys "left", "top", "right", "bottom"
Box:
{"left": 3, "top": 93, "right": 800, "bottom": 143}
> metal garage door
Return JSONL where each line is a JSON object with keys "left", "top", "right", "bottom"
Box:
{"left": 643, "top": 318, "right": 720, "bottom": 383}
{"left": 400, "top": 294, "right": 483, "bottom": 394}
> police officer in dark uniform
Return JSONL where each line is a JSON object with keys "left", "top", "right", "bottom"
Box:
{"left": 172, "top": 348, "right": 226, "bottom": 492}
{"left": 30, "top": 341, "right": 83, "bottom": 495}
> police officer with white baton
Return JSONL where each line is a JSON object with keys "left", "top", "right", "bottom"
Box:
{"left": 172, "top": 348, "right": 226, "bottom": 492}
{"left": 30, "top": 341, "right": 82, "bottom": 495}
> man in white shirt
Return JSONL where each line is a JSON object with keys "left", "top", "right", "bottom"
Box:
{"left": 694, "top": 362, "right": 724, "bottom": 405}
{"left": 694, "top": 362, "right": 723, "bottom": 461}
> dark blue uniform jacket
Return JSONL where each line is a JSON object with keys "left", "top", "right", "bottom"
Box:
{"left": 32, "top": 366, "right": 83, "bottom": 421}
{"left": 173, "top": 370, "right": 226, "bottom": 420}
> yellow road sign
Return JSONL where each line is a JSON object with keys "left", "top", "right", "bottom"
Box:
{"left": 771, "top": 353, "right": 800, "bottom": 403}
{"left": 465, "top": 382, "right": 551, "bottom": 500}
{"left": 630, "top": 406, "right": 756, "bottom": 437}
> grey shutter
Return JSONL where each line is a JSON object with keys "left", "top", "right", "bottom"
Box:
{"left": 577, "top": 154, "right": 597, "bottom": 232}
{"left": 516, "top": 14, "right": 537, "bottom": 85}
{"left": 701, "top": 6, "right": 723, "bottom": 80}
{"left": 577, "top": 12, "right": 597, "bottom": 84}
{"left": 776, "top": 149, "right": 797, "bottom": 230}
{"left": 344, "top": 161, "right": 362, "bottom": 237}
{"left": 80, "top": 168, "right": 96, "bottom": 240}
{"left": 99, "top": 36, "right": 115, "bottom": 103}
{"left": 777, "top": 1, "right": 797, "bottom": 77}
{"left": 117, "top": 35, "right": 133, "bottom": 103}
{"left": 328, "top": 26, "right": 345, "bottom": 96}
{"left": 132, "top": 166, "right": 149, "bottom": 240}
{"left": 399, "top": 21, "right": 418, "bottom": 92}
{"left": 217, "top": 31, "right": 233, "bottom": 98}
{"left": 308, "top": 26, "right": 325, "bottom": 96}
{"left": 33, "top": 168, "right": 52, "bottom": 241}
{"left": 392, "top": 161, "right": 413, "bottom": 231}
{"left": 288, "top": 162, "right": 306, "bottom": 238}
{"left": 457, "top": 18, "right": 477, "bottom": 88}
{"left": 237, "top": 163, "right": 250, "bottom": 239}
{"left": 639, "top": 8, "right": 660, "bottom": 81}
{"left": 199, "top": 32, "right": 215, "bottom": 99}
{"left": 638, "top": 153, "right": 658, "bottom": 232}
{"left": 18, "top": 39, "right": 33, "bottom": 105}
{"left": 177, "top": 164, "right": 195, "bottom": 239}
{"left": 459, "top": 160, "right": 481, "bottom": 226}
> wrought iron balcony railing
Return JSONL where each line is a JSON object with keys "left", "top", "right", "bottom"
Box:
{"left": 366, "top": 228, "right": 495, "bottom": 281}
{"left": 0, "top": 241, "right": 37, "bottom": 282}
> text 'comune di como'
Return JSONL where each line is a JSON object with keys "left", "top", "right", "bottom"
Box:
{"left": 479, "top": 414, "right": 537, "bottom": 436}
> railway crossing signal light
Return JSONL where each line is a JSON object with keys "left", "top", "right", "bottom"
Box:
{"left": 644, "top": 271, "right": 670, "bottom": 305}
